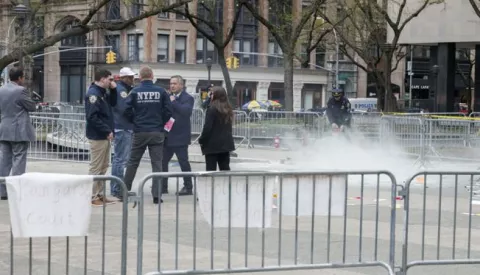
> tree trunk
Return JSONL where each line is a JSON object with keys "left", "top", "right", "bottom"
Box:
{"left": 383, "top": 55, "right": 397, "bottom": 112}
{"left": 283, "top": 53, "right": 294, "bottom": 111}
{"left": 217, "top": 51, "right": 234, "bottom": 96}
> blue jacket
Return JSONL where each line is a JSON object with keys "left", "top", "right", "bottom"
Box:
{"left": 326, "top": 96, "right": 352, "bottom": 126}
{"left": 165, "top": 89, "right": 194, "bottom": 147}
{"left": 112, "top": 80, "right": 134, "bottom": 131}
{"left": 85, "top": 83, "right": 117, "bottom": 140}
{"left": 124, "top": 80, "right": 172, "bottom": 133}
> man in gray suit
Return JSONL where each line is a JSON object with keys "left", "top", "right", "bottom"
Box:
{"left": 0, "top": 67, "right": 36, "bottom": 200}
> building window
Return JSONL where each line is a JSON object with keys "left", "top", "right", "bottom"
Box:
{"left": 157, "top": 34, "right": 169, "bottom": 62}
{"left": 268, "top": 41, "right": 282, "bottom": 67}
{"left": 176, "top": 13, "right": 186, "bottom": 20}
{"left": 315, "top": 45, "right": 326, "bottom": 68}
{"left": 106, "top": 0, "right": 121, "bottom": 20}
{"left": 105, "top": 34, "right": 120, "bottom": 62}
{"left": 175, "top": 35, "right": 187, "bottom": 63}
{"left": 132, "top": 0, "right": 144, "bottom": 17}
{"left": 233, "top": 39, "right": 254, "bottom": 65}
{"left": 196, "top": 36, "right": 216, "bottom": 64}
{"left": 158, "top": 12, "right": 169, "bottom": 19}
{"left": 127, "top": 34, "right": 144, "bottom": 62}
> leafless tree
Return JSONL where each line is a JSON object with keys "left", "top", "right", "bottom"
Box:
{"left": 318, "top": 0, "right": 443, "bottom": 111}
{"left": 0, "top": 0, "right": 193, "bottom": 72}
{"left": 173, "top": 0, "right": 244, "bottom": 96}
{"left": 238, "top": 0, "right": 326, "bottom": 111}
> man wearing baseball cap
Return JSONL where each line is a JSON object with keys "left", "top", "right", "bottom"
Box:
{"left": 111, "top": 67, "right": 136, "bottom": 200}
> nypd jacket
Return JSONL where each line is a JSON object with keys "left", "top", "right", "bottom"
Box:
{"left": 112, "top": 80, "right": 134, "bottom": 131}
{"left": 326, "top": 96, "right": 352, "bottom": 126}
{"left": 124, "top": 80, "right": 173, "bottom": 133}
{"left": 84, "top": 83, "right": 117, "bottom": 140}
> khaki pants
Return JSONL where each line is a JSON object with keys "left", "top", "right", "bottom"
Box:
{"left": 89, "top": 139, "right": 111, "bottom": 199}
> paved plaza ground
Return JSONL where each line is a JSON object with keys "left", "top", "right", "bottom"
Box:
{"left": 0, "top": 160, "right": 479, "bottom": 275}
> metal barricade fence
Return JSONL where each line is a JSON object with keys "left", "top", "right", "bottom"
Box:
{"left": 29, "top": 116, "right": 89, "bottom": 162}
{"left": 422, "top": 118, "right": 471, "bottom": 162}
{"left": 233, "top": 110, "right": 249, "bottom": 147}
{"left": 379, "top": 115, "right": 425, "bottom": 163}
{"left": 350, "top": 112, "right": 383, "bottom": 142}
{"left": 246, "top": 111, "right": 325, "bottom": 148}
{"left": 191, "top": 108, "right": 205, "bottom": 144}
{"left": 0, "top": 175, "right": 129, "bottom": 275}
{"left": 400, "top": 171, "right": 480, "bottom": 274}
{"left": 135, "top": 171, "right": 399, "bottom": 275}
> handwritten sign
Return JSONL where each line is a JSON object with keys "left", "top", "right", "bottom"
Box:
{"left": 196, "top": 176, "right": 274, "bottom": 228}
{"left": 6, "top": 173, "right": 93, "bottom": 238}
{"left": 279, "top": 175, "right": 346, "bottom": 216}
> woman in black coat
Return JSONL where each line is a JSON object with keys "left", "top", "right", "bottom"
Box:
{"left": 198, "top": 86, "right": 235, "bottom": 171}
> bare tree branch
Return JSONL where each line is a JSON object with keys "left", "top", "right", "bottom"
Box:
{"left": 470, "top": 0, "right": 480, "bottom": 17}
{"left": 0, "top": 0, "right": 193, "bottom": 70}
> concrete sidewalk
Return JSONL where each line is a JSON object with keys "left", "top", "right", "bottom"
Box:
{"left": 174, "top": 144, "right": 291, "bottom": 163}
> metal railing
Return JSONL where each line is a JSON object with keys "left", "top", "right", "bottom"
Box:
{"left": 0, "top": 175, "right": 129, "bottom": 275}
{"left": 134, "top": 170, "right": 399, "bottom": 275}
{"left": 400, "top": 171, "right": 480, "bottom": 274}
{"left": 26, "top": 109, "right": 480, "bottom": 164}
{"left": 2, "top": 170, "right": 480, "bottom": 274}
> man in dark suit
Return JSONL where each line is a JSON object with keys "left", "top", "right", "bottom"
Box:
{"left": 162, "top": 75, "right": 194, "bottom": 196}
{"left": 0, "top": 67, "right": 36, "bottom": 200}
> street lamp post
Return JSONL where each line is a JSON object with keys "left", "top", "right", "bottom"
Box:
{"left": 206, "top": 57, "right": 212, "bottom": 88}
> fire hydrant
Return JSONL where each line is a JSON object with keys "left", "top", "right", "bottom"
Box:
{"left": 273, "top": 134, "right": 280, "bottom": 149}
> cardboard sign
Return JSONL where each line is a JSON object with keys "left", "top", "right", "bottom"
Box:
{"left": 278, "top": 175, "right": 346, "bottom": 216}
{"left": 196, "top": 176, "right": 274, "bottom": 228}
{"left": 164, "top": 117, "right": 175, "bottom": 132}
{"left": 6, "top": 173, "right": 93, "bottom": 238}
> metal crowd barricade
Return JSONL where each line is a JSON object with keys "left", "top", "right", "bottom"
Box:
{"left": 233, "top": 110, "right": 249, "bottom": 147}
{"left": 350, "top": 112, "right": 383, "bottom": 141}
{"left": 422, "top": 117, "right": 471, "bottom": 162}
{"left": 400, "top": 171, "right": 480, "bottom": 274}
{"left": 246, "top": 111, "right": 325, "bottom": 149}
{"left": 135, "top": 170, "right": 398, "bottom": 275}
{"left": 190, "top": 108, "right": 205, "bottom": 144}
{"left": 379, "top": 115, "right": 425, "bottom": 164}
{"left": 0, "top": 175, "right": 129, "bottom": 275}
{"left": 29, "top": 116, "right": 89, "bottom": 162}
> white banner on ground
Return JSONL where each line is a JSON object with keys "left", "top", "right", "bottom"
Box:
{"left": 196, "top": 176, "right": 274, "bottom": 228}
{"left": 6, "top": 173, "right": 94, "bottom": 238}
{"left": 279, "top": 175, "right": 346, "bottom": 216}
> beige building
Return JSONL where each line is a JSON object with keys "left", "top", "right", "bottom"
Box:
{"left": 1, "top": 0, "right": 365, "bottom": 111}
{"left": 387, "top": 0, "right": 480, "bottom": 111}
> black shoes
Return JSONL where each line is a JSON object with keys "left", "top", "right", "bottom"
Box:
{"left": 176, "top": 187, "right": 193, "bottom": 196}
{"left": 153, "top": 197, "right": 164, "bottom": 204}
{"left": 0, "top": 196, "right": 7, "bottom": 201}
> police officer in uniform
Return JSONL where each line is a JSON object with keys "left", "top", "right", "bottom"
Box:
{"left": 85, "top": 69, "right": 117, "bottom": 206}
{"left": 123, "top": 66, "right": 173, "bottom": 204}
{"left": 326, "top": 89, "right": 352, "bottom": 131}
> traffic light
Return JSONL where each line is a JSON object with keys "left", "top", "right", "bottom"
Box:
{"left": 226, "top": 57, "right": 232, "bottom": 69}
{"left": 232, "top": 56, "right": 239, "bottom": 69}
{"left": 106, "top": 50, "right": 116, "bottom": 64}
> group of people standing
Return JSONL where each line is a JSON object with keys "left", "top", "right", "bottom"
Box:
{"left": 85, "top": 66, "right": 235, "bottom": 206}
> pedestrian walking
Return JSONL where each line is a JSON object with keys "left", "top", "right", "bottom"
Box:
{"left": 123, "top": 66, "right": 172, "bottom": 204}
{"left": 198, "top": 86, "right": 235, "bottom": 171}
{"left": 85, "top": 69, "right": 117, "bottom": 206}
{"left": 162, "top": 75, "right": 194, "bottom": 196}
{"left": 111, "top": 67, "right": 136, "bottom": 199}
{"left": 0, "top": 67, "right": 36, "bottom": 200}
